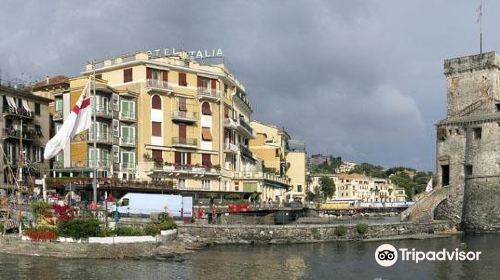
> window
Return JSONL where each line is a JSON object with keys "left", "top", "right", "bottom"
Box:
{"left": 441, "top": 165, "right": 450, "bottom": 186}
{"left": 178, "top": 73, "right": 187, "bottom": 86}
{"left": 152, "top": 149, "right": 163, "bottom": 162}
{"left": 178, "top": 178, "right": 186, "bottom": 189}
{"left": 121, "top": 99, "right": 135, "bottom": 118}
{"left": 95, "top": 74, "right": 102, "bottom": 80}
{"left": 201, "top": 102, "right": 211, "bottom": 115}
{"left": 465, "top": 165, "right": 473, "bottom": 176}
{"left": 123, "top": 68, "right": 133, "bottom": 83}
{"left": 178, "top": 124, "right": 186, "bottom": 138}
{"left": 121, "top": 125, "right": 135, "bottom": 143}
{"left": 297, "top": 185, "right": 303, "bottom": 193}
{"left": 152, "top": 122, "right": 162, "bottom": 137}
{"left": 55, "top": 99, "right": 63, "bottom": 112}
{"left": 224, "top": 106, "right": 230, "bottom": 118}
{"left": 202, "top": 127, "right": 212, "bottom": 141}
{"left": 121, "top": 151, "right": 135, "bottom": 166}
{"left": 178, "top": 97, "right": 187, "bottom": 111}
{"left": 175, "top": 152, "right": 190, "bottom": 165}
{"left": 202, "top": 180, "right": 210, "bottom": 190}
{"left": 35, "top": 103, "right": 40, "bottom": 115}
{"left": 146, "top": 68, "right": 168, "bottom": 81}
{"left": 473, "top": 127, "right": 482, "bottom": 139}
{"left": 202, "top": 153, "right": 211, "bottom": 167}
{"left": 151, "top": 95, "right": 161, "bottom": 110}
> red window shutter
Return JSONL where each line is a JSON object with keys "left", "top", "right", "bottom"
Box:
{"left": 179, "top": 124, "right": 186, "bottom": 138}
{"left": 211, "top": 79, "right": 216, "bottom": 89}
{"left": 152, "top": 149, "right": 162, "bottom": 161}
{"left": 152, "top": 122, "right": 162, "bottom": 136}
{"left": 202, "top": 154, "right": 211, "bottom": 167}
{"left": 179, "top": 73, "right": 187, "bottom": 86}
{"left": 152, "top": 95, "right": 161, "bottom": 110}
{"left": 187, "top": 152, "right": 191, "bottom": 165}
{"left": 146, "top": 68, "right": 152, "bottom": 79}
{"left": 162, "top": 70, "right": 168, "bottom": 82}
{"left": 124, "top": 68, "right": 133, "bottom": 82}
{"left": 224, "top": 107, "right": 229, "bottom": 118}
{"left": 202, "top": 127, "right": 212, "bottom": 141}
{"left": 179, "top": 97, "right": 187, "bottom": 111}
{"left": 197, "top": 77, "right": 202, "bottom": 88}
{"left": 175, "top": 152, "right": 181, "bottom": 164}
{"left": 202, "top": 102, "right": 211, "bottom": 115}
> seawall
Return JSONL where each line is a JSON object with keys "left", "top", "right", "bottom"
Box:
{"left": 177, "top": 221, "right": 457, "bottom": 244}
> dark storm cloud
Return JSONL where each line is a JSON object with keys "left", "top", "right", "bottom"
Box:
{"left": 0, "top": 0, "right": 495, "bottom": 170}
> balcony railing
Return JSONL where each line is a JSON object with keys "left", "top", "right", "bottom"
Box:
{"left": 120, "top": 111, "right": 136, "bottom": 121}
{"left": 146, "top": 79, "right": 173, "bottom": 92}
{"left": 120, "top": 137, "right": 136, "bottom": 147}
{"left": 197, "top": 87, "right": 220, "bottom": 99}
{"left": 172, "top": 137, "right": 197, "bottom": 148}
{"left": 3, "top": 107, "right": 33, "bottom": 120}
{"left": 239, "top": 144, "right": 253, "bottom": 159}
{"left": 224, "top": 142, "right": 239, "bottom": 153}
{"left": 172, "top": 111, "right": 198, "bottom": 123}
{"left": 224, "top": 118, "right": 238, "bottom": 129}
{"left": 152, "top": 163, "right": 220, "bottom": 177}
{"left": 53, "top": 111, "right": 63, "bottom": 121}
{"left": 2, "top": 128, "right": 34, "bottom": 140}
{"left": 120, "top": 162, "right": 136, "bottom": 171}
{"left": 237, "top": 118, "right": 255, "bottom": 138}
{"left": 88, "top": 132, "right": 112, "bottom": 144}
{"left": 95, "top": 105, "right": 112, "bottom": 118}
{"left": 71, "top": 159, "right": 112, "bottom": 169}
{"left": 233, "top": 171, "right": 291, "bottom": 186}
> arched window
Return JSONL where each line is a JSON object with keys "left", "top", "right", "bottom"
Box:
{"left": 201, "top": 102, "right": 211, "bottom": 115}
{"left": 152, "top": 95, "right": 161, "bottom": 110}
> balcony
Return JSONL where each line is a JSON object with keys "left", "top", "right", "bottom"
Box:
{"left": 88, "top": 132, "right": 112, "bottom": 145}
{"left": 239, "top": 144, "right": 254, "bottom": 159}
{"left": 172, "top": 111, "right": 198, "bottom": 123}
{"left": 233, "top": 171, "right": 291, "bottom": 187}
{"left": 237, "top": 118, "right": 255, "bottom": 138}
{"left": 2, "top": 107, "right": 34, "bottom": 121}
{"left": 224, "top": 118, "right": 238, "bottom": 129}
{"left": 197, "top": 87, "right": 220, "bottom": 100}
{"left": 172, "top": 137, "right": 197, "bottom": 149}
{"left": 120, "top": 162, "right": 136, "bottom": 171}
{"left": 95, "top": 105, "right": 112, "bottom": 118}
{"left": 120, "top": 137, "right": 136, "bottom": 147}
{"left": 146, "top": 79, "right": 173, "bottom": 93}
{"left": 224, "top": 142, "right": 239, "bottom": 154}
{"left": 151, "top": 163, "right": 220, "bottom": 178}
{"left": 2, "top": 128, "right": 34, "bottom": 141}
{"left": 120, "top": 111, "right": 136, "bottom": 122}
{"left": 71, "top": 159, "right": 112, "bottom": 169}
{"left": 53, "top": 111, "right": 63, "bottom": 121}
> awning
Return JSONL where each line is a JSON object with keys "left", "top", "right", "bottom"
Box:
{"left": 6, "top": 96, "right": 17, "bottom": 109}
{"left": 21, "top": 99, "right": 31, "bottom": 112}
{"left": 202, "top": 127, "right": 212, "bottom": 141}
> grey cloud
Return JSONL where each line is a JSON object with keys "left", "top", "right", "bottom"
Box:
{"left": 1, "top": 0, "right": 496, "bottom": 170}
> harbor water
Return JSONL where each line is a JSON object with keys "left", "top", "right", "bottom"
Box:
{"left": 0, "top": 234, "right": 499, "bottom": 279}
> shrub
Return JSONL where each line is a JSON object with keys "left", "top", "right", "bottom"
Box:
{"left": 114, "top": 226, "right": 145, "bottom": 236}
{"left": 158, "top": 215, "right": 177, "bottom": 230}
{"left": 31, "top": 201, "right": 52, "bottom": 220}
{"left": 143, "top": 224, "right": 160, "bottom": 236}
{"left": 57, "top": 219, "right": 100, "bottom": 239}
{"left": 356, "top": 223, "right": 369, "bottom": 235}
{"left": 52, "top": 204, "right": 75, "bottom": 222}
{"left": 24, "top": 228, "right": 57, "bottom": 241}
{"left": 334, "top": 225, "right": 347, "bottom": 237}
{"left": 96, "top": 228, "right": 115, "bottom": 237}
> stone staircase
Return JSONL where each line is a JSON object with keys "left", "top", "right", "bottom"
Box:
{"left": 401, "top": 186, "right": 449, "bottom": 222}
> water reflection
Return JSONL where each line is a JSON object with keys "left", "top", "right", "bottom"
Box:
{"left": 1, "top": 234, "right": 500, "bottom": 280}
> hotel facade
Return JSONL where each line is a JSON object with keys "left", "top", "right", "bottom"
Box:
{"left": 34, "top": 50, "right": 299, "bottom": 203}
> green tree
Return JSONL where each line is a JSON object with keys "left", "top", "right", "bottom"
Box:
{"left": 319, "top": 176, "right": 336, "bottom": 200}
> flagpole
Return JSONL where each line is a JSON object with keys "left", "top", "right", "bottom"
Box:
{"left": 479, "top": 0, "right": 483, "bottom": 54}
{"left": 92, "top": 62, "right": 98, "bottom": 205}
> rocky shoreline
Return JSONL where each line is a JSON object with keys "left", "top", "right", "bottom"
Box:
{"left": 0, "top": 221, "right": 459, "bottom": 259}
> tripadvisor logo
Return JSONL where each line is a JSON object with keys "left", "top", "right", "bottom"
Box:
{"left": 375, "top": 244, "right": 482, "bottom": 267}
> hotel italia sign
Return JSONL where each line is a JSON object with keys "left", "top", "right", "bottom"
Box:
{"left": 147, "top": 48, "right": 224, "bottom": 60}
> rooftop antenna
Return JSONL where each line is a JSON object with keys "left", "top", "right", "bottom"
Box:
{"left": 477, "top": 0, "right": 483, "bottom": 54}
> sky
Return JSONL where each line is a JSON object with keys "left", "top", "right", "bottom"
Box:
{"left": 0, "top": 0, "right": 495, "bottom": 171}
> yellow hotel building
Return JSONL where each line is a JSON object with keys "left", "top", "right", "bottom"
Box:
{"left": 39, "top": 50, "right": 293, "bottom": 202}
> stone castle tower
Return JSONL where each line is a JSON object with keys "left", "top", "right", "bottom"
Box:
{"left": 435, "top": 52, "right": 500, "bottom": 231}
